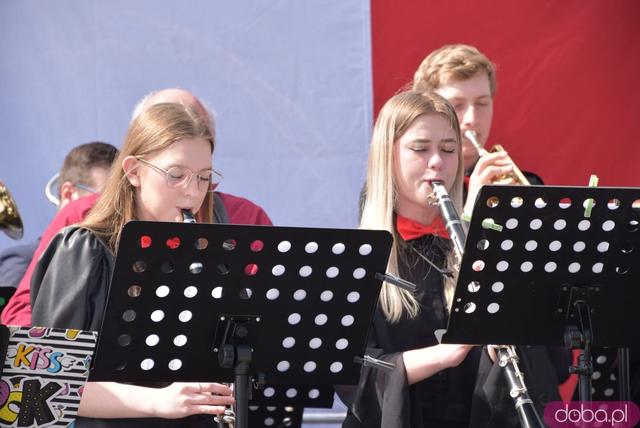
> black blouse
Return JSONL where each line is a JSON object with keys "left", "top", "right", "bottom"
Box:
{"left": 31, "top": 227, "right": 221, "bottom": 428}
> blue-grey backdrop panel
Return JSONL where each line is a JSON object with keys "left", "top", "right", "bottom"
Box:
{"left": 0, "top": 1, "right": 373, "bottom": 256}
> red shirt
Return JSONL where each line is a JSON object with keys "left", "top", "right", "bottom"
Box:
{"left": 1, "top": 192, "right": 272, "bottom": 326}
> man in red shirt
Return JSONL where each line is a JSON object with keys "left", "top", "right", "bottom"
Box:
{"left": 1, "top": 89, "right": 272, "bottom": 326}
{"left": 0, "top": 142, "right": 118, "bottom": 319}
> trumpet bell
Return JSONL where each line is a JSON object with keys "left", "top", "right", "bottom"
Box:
{"left": 0, "top": 181, "right": 24, "bottom": 240}
{"left": 464, "top": 131, "right": 530, "bottom": 186}
{"left": 489, "top": 145, "right": 530, "bottom": 185}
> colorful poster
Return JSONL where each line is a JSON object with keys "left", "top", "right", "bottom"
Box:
{"left": 1, "top": 326, "right": 96, "bottom": 427}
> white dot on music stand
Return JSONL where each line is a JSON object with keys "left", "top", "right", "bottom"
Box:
{"left": 272, "top": 264, "right": 286, "bottom": 276}
{"left": 309, "top": 338, "right": 322, "bottom": 349}
{"left": 320, "top": 290, "right": 334, "bottom": 302}
{"left": 353, "top": 268, "right": 366, "bottom": 279}
{"left": 326, "top": 267, "right": 339, "bottom": 278}
{"left": 282, "top": 337, "right": 295, "bottom": 348}
{"left": 330, "top": 362, "right": 343, "bottom": 373}
{"left": 156, "top": 285, "right": 170, "bottom": 298}
{"left": 293, "top": 289, "right": 307, "bottom": 301}
{"left": 314, "top": 314, "right": 328, "bottom": 325}
{"left": 288, "top": 313, "right": 301, "bottom": 325}
{"left": 277, "top": 361, "right": 290, "bottom": 372}
{"left": 332, "top": 243, "right": 346, "bottom": 255}
{"left": 487, "top": 303, "right": 500, "bottom": 314}
{"left": 278, "top": 241, "right": 292, "bottom": 252}
{"left": 266, "top": 288, "right": 280, "bottom": 300}
{"left": 168, "top": 359, "right": 182, "bottom": 371}
{"left": 336, "top": 338, "right": 349, "bottom": 350}
{"left": 305, "top": 242, "right": 319, "bottom": 253}
{"left": 140, "top": 359, "right": 154, "bottom": 370}
{"left": 286, "top": 388, "right": 298, "bottom": 398}
{"left": 178, "top": 310, "right": 192, "bottom": 322}
{"left": 150, "top": 310, "right": 165, "bottom": 322}
{"left": 341, "top": 315, "right": 354, "bottom": 326}
{"left": 359, "top": 244, "right": 372, "bottom": 256}
{"left": 146, "top": 334, "right": 160, "bottom": 346}
{"left": 347, "top": 291, "right": 360, "bottom": 303}
{"left": 299, "top": 265, "right": 312, "bottom": 277}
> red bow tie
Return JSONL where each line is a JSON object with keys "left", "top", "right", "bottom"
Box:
{"left": 396, "top": 214, "right": 450, "bottom": 241}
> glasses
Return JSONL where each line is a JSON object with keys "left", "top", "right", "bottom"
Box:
{"left": 136, "top": 157, "right": 222, "bottom": 193}
{"left": 73, "top": 182, "right": 98, "bottom": 194}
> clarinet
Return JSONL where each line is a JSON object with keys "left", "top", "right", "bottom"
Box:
{"left": 492, "top": 345, "right": 545, "bottom": 428}
{"left": 182, "top": 209, "right": 236, "bottom": 428}
{"left": 430, "top": 181, "right": 465, "bottom": 260}
{"left": 429, "top": 182, "right": 544, "bottom": 428}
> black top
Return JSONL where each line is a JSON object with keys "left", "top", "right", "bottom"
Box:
{"left": 340, "top": 234, "right": 566, "bottom": 428}
{"left": 0, "top": 240, "right": 37, "bottom": 288}
{"left": 30, "top": 227, "right": 220, "bottom": 428}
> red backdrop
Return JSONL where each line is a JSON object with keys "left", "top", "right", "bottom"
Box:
{"left": 371, "top": 0, "right": 640, "bottom": 187}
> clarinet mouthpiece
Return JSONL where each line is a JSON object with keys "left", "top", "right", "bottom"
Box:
{"left": 182, "top": 209, "right": 196, "bottom": 223}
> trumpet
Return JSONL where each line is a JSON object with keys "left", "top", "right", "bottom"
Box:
{"left": 0, "top": 180, "right": 24, "bottom": 240}
{"left": 430, "top": 181, "right": 544, "bottom": 428}
{"left": 464, "top": 130, "right": 530, "bottom": 185}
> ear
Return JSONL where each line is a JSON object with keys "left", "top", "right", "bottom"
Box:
{"left": 122, "top": 156, "right": 141, "bottom": 187}
{"left": 59, "top": 181, "right": 75, "bottom": 206}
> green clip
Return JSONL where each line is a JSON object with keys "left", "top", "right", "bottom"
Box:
{"left": 461, "top": 213, "right": 472, "bottom": 222}
{"left": 481, "top": 218, "right": 504, "bottom": 232}
{"left": 584, "top": 175, "right": 599, "bottom": 218}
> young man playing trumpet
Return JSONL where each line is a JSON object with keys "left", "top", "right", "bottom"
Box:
{"left": 412, "top": 43, "right": 573, "bottom": 403}
{"left": 412, "top": 44, "right": 543, "bottom": 215}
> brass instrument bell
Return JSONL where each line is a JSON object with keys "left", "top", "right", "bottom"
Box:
{"left": 0, "top": 181, "right": 24, "bottom": 240}
{"left": 464, "top": 130, "right": 530, "bottom": 185}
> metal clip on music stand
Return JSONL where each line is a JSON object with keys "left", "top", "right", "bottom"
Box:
{"left": 89, "top": 221, "right": 392, "bottom": 428}
{"left": 442, "top": 185, "right": 640, "bottom": 402}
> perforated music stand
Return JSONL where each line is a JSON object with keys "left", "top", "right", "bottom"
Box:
{"left": 89, "top": 221, "right": 392, "bottom": 428}
{"left": 441, "top": 185, "right": 640, "bottom": 401}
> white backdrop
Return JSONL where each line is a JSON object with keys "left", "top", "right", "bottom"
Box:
{"left": 0, "top": 1, "right": 373, "bottom": 254}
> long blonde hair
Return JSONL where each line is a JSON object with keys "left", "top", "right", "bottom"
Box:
{"left": 360, "top": 90, "right": 464, "bottom": 322}
{"left": 82, "top": 103, "right": 215, "bottom": 252}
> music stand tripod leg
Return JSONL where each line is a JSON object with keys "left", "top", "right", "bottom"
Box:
{"left": 565, "top": 300, "right": 594, "bottom": 402}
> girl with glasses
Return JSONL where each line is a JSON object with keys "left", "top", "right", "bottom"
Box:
{"left": 30, "top": 103, "right": 234, "bottom": 427}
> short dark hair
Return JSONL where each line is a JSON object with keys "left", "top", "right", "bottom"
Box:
{"left": 57, "top": 142, "right": 118, "bottom": 193}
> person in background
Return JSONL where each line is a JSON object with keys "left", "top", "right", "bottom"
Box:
{"left": 414, "top": 43, "right": 584, "bottom": 402}
{"left": 0, "top": 142, "right": 117, "bottom": 310}
{"left": 412, "top": 44, "right": 543, "bottom": 212}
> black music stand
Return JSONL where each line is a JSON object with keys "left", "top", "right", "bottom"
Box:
{"left": 441, "top": 185, "right": 640, "bottom": 401}
{"left": 89, "top": 221, "right": 392, "bottom": 428}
